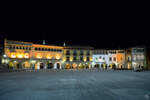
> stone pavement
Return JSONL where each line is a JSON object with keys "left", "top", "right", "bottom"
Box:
{"left": 0, "top": 70, "right": 150, "bottom": 100}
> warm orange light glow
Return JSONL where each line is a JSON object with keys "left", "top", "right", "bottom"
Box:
{"left": 17, "top": 53, "right": 23, "bottom": 58}
{"left": 116, "top": 54, "right": 124, "bottom": 62}
{"left": 11, "top": 53, "right": 16, "bottom": 58}
{"left": 36, "top": 53, "right": 42, "bottom": 59}
{"left": 24, "top": 53, "right": 29, "bottom": 58}
{"left": 46, "top": 54, "right": 52, "bottom": 59}
{"left": 84, "top": 58, "right": 86, "bottom": 62}
{"left": 56, "top": 55, "right": 60, "bottom": 59}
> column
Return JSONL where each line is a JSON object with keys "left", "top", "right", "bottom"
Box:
{"left": 54, "top": 63, "right": 57, "bottom": 69}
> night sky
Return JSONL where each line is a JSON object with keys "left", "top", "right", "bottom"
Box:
{"left": 0, "top": 4, "right": 149, "bottom": 49}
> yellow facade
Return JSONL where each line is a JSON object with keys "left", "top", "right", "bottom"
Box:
{"left": 4, "top": 39, "right": 64, "bottom": 69}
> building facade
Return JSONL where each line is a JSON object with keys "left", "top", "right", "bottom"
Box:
{"left": 92, "top": 49, "right": 109, "bottom": 69}
{"left": 3, "top": 39, "right": 64, "bottom": 69}
{"left": 0, "top": 39, "right": 148, "bottom": 70}
{"left": 131, "top": 47, "right": 146, "bottom": 69}
{"left": 92, "top": 49, "right": 125, "bottom": 69}
{"left": 62, "top": 46, "right": 93, "bottom": 69}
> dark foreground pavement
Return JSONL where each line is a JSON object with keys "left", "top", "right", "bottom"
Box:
{"left": 0, "top": 70, "right": 150, "bottom": 100}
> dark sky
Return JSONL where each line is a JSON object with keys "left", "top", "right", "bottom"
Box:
{"left": 0, "top": 4, "right": 149, "bottom": 49}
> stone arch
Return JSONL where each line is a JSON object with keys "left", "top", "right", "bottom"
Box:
{"left": 35, "top": 62, "right": 45, "bottom": 69}
{"left": 72, "top": 63, "right": 77, "bottom": 69}
{"left": 47, "top": 62, "right": 53, "bottom": 69}
{"left": 65, "top": 64, "right": 71, "bottom": 69}
{"left": 56, "top": 63, "right": 61, "bottom": 69}
{"left": 8, "top": 61, "right": 19, "bottom": 69}
{"left": 22, "top": 61, "right": 31, "bottom": 69}
{"left": 94, "top": 64, "right": 100, "bottom": 68}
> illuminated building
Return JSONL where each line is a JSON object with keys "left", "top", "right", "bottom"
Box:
{"left": 3, "top": 39, "right": 63, "bottom": 69}
{"left": 93, "top": 49, "right": 125, "bottom": 69}
{"left": 92, "top": 49, "right": 109, "bottom": 69}
{"left": 116, "top": 50, "right": 125, "bottom": 69}
{"left": 131, "top": 47, "right": 146, "bottom": 69}
{"left": 125, "top": 48, "right": 132, "bottom": 69}
{"left": 63, "top": 46, "right": 93, "bottom": 69}
{"left": 0, "top": 39, "right": 148, "bottom": 70}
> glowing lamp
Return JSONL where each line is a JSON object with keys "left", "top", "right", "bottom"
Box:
{"left": 56, "top": 55, "right": 60, "bottom": 59}
{"left": 17, "top": 54, "right": 23, "bottom": 58}
{"left": 24, "top": 53, "right": 29, "bottom": 58}
{"left": 11, "top": 53, "right": 16, "bottom": 58}
{"left": 36, "top": 53, "right": 42, "bottom": 59}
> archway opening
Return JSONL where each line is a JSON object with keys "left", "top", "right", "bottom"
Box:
{"left": 22, "top": 62, "right": 31, "bottom": 69}
{"left": 65, "top": 64, "right": 71, "bottom": 69}
{"left": 72, "top": 63, "right": 77, "bottom": 69}
{"left": 94, "top": 64, "right": 99, "bottom": 68}
{"left": 57, "top": 63, "right": 61, "bottom": 69}
{"left": 40, "top": 63, "right": 44, "bottom": 69}
{"left": 47, "top": 63, "right": 53, "bottom": 69}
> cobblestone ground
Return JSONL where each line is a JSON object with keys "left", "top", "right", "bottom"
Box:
{"left": 0, "top": 69, "right": 150, "bottom": 100}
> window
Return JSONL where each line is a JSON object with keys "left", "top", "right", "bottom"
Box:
{"left": 95, "top": 57, "right": 98, "bottom": 62}
{"left": 35, "top": 48, "right": 38, "bottom": 50}
{"left": 66, "top": 57, "right": 70, "bottom": 61}
{"left": 133, "top": 55, "right": 136, "bottom": 61}
{"left": 16, "top": 46, "right": 19, "bottom": 49}
{"left": 87, "top": 57, "right": 90, "bottom": 61}
{"left": 53, "top": 49, "right": 56, "bottom": 52}
{"left": 73, "top": 56, "right": 77, "bottom": 61}
{"left": 80, "top": 50, "right": 83, "bottom": 55}
{"left": 45, "top": 48, "right": 48, "bottom": 51}
{"left": 99, "top": 56, "right": 101, "bottom": 59}
{"left": 113, "top": 57, "right": 116, "bottom": 61}
{"left": 73, "top": 50, "right": 77, "bottom": 55}
{"left": 109, "top": 57, "right": 112, "bottom": 61}
{"left": 13, "top": 46, "right": 15, "bottom": 49}
{"left": 127, "top": 56, "right": 131, "bottom": 61}
{"left": 9, "top": 46, "right": 13, "bottom": 49}
{"left": 87, "top": 51, "right": 90, "bottom": 55}
{"left": 66, "top": 50, "right": 70, "bottom": 55}
{"left": 103, "top": 57, "right": 105, "bottom": 60}
{"left": 80, "top": 56, "right": 83, "bottom": 61}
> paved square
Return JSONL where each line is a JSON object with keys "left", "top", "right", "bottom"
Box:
{"left": 0, "top": 70, "right": 150, "bottom": 100}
